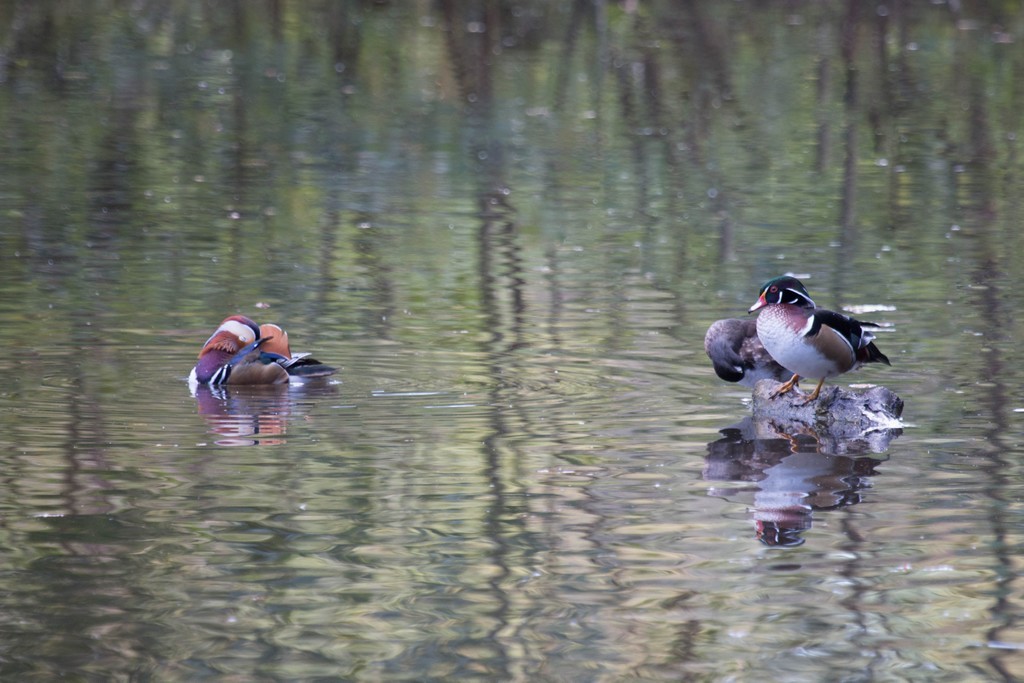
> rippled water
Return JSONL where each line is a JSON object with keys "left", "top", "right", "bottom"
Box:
{"left": 5, "top": 283, "right": 1022, "bottom": 680}
{"left": 2, "top": 2, "right": 1024, "bottom": 681}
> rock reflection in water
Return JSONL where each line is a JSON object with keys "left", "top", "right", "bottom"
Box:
{"left": 191, "top": 382, "right": 339, "bottom": 447}
{"left": 704, "top": 416, "right": 901, "bottom": 546}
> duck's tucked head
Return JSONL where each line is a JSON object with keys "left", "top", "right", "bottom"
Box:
{"left": 748, "top": 276, "right": 816, "bottom": 313}
{"left": 198, "top": 315, "right": 261, "bottom": 358}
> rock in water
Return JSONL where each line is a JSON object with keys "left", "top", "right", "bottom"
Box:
{"left": 752, "top": 379, "right": 903, "bottom": 440}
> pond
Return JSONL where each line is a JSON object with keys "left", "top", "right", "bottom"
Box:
{"left": 1, "top": 1, "right": 1023, "bottom": 680}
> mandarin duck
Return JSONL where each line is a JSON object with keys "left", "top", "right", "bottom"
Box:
{"left": 189, "top": 316, "right": 336, "bottom": 385}
{"left": 704, "top": 318, "right": 792, "bottom": 388}
{"left": 747, "top": 276, "right": 890, "bottom": 403}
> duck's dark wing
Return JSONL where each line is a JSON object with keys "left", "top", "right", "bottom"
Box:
{"left": 811, "top": 310, "right": 890, "bottom": 366}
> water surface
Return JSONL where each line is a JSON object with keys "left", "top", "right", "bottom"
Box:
{"left": 1, "top": 2, "right": 1023, "bottom": 681}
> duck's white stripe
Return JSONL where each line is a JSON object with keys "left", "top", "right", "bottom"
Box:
{"left": 200, "top": 319, "right": 256, "bottom": 349}
{"left": 218, "top": 320, "right": 256, "bottom": 343}
{"left": 211, "top": 365, "right": 231, "bottom": 384}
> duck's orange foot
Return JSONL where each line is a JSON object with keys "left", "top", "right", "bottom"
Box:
{"left": 769, "top": 374, "right": 801, "bottom": 399}
{"left": 797, "top": 378, "right": 827, "bottom": 405}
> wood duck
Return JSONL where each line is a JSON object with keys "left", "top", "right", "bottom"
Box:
{"left": 704, "top": 318, "right": 792, "bottom": 388}
{"left": 748, "top": 276, "right": 890, "bottom": 403}
{"left": 190, "top": 316, "right": 336, "bottom": 385}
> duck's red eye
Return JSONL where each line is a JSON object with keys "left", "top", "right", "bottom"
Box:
{"left": 769, "top": 286, "right": 778, "bottom": 293}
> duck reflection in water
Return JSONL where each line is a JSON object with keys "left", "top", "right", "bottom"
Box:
{"left": 191, "top": 382, "right": 338, "bottom": 447}
{"left": 703, "top": 417, "right": 899, "bottom": 546}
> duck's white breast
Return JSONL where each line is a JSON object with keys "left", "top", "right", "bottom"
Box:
{"left": 756, "top": 307, "right": 848, "bottom": 380}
